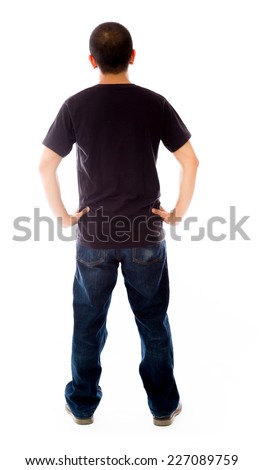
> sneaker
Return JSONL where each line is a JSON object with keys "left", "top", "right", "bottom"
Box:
{"left": 65, "top": 404, "right": 94, "bottom": 425}
{"left": 153, "top": 402, "right": 182, "bottom": 426}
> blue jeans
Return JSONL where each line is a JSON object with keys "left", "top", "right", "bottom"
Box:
{"left": 65, "top": 240, "right": 180, "bottom": 418}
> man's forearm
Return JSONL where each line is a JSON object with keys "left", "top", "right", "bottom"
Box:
{"left": 174, "top": 161, "right": 198, "bottom": 220}
{"left": 39, "top": 147, "right": 89, "bottom": 228}
{"left": 39, "top": 169, "right": 70, "bottom": 226}
{"left": 151, "top": 144, "right": 199, "bottom": 225}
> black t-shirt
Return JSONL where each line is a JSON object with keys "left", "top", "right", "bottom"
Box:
{"left": 43, "top": 84, "right": 191, "bottom": 247}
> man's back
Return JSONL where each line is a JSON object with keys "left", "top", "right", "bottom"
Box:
{"left": 43, "top": 84, "right": 191, "bottom": 246}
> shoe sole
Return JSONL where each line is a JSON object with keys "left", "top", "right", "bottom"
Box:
{"left": 153, "top": 402, "right": 182, "bottom": 426}
{"left": 65, "top": 404, "right": 94, "bottom": 425}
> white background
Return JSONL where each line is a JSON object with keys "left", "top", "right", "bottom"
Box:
{"left": 1, "top": 0, "right": 264, "bottom": 468}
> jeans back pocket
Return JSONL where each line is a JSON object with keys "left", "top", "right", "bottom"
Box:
{"left": 76, "top": 244, "right": 105, "bottom": 267}
{"left": 132, "top": 242, "right": 165, "bottom": 265}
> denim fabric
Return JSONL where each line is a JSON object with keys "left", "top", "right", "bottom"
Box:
{"left": 65, "top": 240, "right": 180, "bottom": 418}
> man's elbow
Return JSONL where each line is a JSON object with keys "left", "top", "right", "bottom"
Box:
{"left": 38, "top": 159, "right": 57, "bottom": 181}
{"left": 193, "top": 155, "right": 199, "bottom": 167}
{"left": 38, "top": 159, "right": 45, "bottom": 175}
{"left": 38, "top": 159, "right": 50, "bottom": 177}
{"left": 189, "top": 153, "right": 199, "bottom": 169}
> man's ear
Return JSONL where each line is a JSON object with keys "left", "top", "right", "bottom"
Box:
{"left": 89, "top": 54, "right": 97, "bottom": 69}
{"left": 129, "top": 49, "right": 136, "bottom": 65}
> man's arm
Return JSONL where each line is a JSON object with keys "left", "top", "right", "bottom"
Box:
{"left": 39, "top": 146, "right": 88, "bottom": 227}
{"left": 152, "top": 140, "right": 199, "bottom": 224}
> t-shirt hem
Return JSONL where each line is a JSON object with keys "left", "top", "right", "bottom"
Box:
{"left": 76, "top": 234, "right": 166, "bottom": 249}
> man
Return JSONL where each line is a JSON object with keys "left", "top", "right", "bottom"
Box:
{"left": 39, "top": 22, "right": 199, "bottom": 426}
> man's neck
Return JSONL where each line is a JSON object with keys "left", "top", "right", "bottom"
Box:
{"left": 98, "top": 71, "right": 131, "bottom": 85}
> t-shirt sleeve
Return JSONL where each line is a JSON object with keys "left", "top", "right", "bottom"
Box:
{"left": 162, "top": 100, "right": 191, "bottom": 152}
{"left": 42, "top": 101, "right": 76, "bottom": 157}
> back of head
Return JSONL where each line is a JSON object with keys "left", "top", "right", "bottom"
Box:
{"left": 89, "top": 22, "right": 133, "bottom": 74}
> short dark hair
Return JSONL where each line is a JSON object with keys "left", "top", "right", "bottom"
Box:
{"left": 89, "top": 22, "right": 133, "bottom": 74}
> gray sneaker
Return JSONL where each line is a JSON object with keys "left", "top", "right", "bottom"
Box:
{"left": 153, "top": 402, "right": 182, "bottom": 426}
{"left": 65, "top": 404, "right": 94, "bottom": 425}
